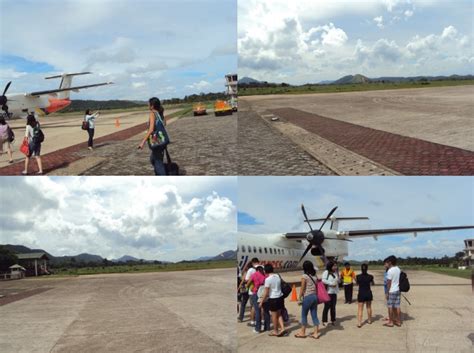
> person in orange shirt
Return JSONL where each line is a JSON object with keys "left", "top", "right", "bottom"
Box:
{"left": 340, "top": 262, "right": 356, "bottom": 304}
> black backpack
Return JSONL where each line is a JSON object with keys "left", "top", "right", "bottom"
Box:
{"left": 278, "top": 274, "right": 292, "bottom": 299}
{"left": 33, "top": 124, "right": 44, "bottom": 144}
{"left": 7, "top": 126, "right": 14, "bottom": 143}
{"left": 399, "top": 271, "right": 410, "bottom": 292}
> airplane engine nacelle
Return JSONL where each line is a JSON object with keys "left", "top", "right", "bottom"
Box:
{"left": 311, "top": 247, "right": 323, "bottom": 256}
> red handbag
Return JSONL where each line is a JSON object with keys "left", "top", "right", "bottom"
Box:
{"left": 20, "top": 138, "right": 29, "bottom": 156}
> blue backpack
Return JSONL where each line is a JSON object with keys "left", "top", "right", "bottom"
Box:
{"left": 148, "top": 111, "right": 169, "bottom": 150}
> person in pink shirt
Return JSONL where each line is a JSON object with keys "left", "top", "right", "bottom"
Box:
{"left": 248, "top": 266, "right": 266, "bottom": 333}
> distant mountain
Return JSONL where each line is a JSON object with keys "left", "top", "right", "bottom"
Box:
{"left": 333, "top": 73, "right": 474, "bottom": 85}
{"left": 238, "top": 77, "right": 261, "bottom": 85}
{"left": 212, "top": 250, "right": 236, "bottom": 261}
{"left": 112, "top": 255, "right": 140, "bottom": 263}
{"left": 195, "top": 256, "right": 214, "bottom": 261}
{"left": 318, "top": 80, "right": 334, "bottom": 85}
{"left": 2, "top": 244, "right": 103, "bottom": 264}
{"left": 334, "top": 74, "right": 370, "bottom": 84}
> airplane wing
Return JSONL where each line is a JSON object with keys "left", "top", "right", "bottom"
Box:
{"left": 27, "top": 82, "right": 113, "bottom": 97}
{"left": 342, "top": 225, "right": 474, "bottom": 238}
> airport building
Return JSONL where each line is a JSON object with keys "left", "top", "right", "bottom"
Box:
{"left": 463, "top": 239, "right": 474, "bottom": 268}
{"left": 16, "top": 252, "right": 50, "bottom": 277}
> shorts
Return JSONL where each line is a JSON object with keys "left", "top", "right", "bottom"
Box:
{"left": 387, "top": 291, "right": 400, "bottom": 308}
{"left": 268, "top": 296, "right": 284, "bottom": 312}
{"left": 357, "top": 292, "right": 373, "bottom": 303}
{"left": 28, "top": 142, "right": 41, "bottom": 157}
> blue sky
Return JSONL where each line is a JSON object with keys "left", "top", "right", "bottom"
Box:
{"left": 238, "top": 0, "right": 473, "bottom": 83}
{"left": 0, "top": 0, "right": 236, "bottom": 100}
{"left": 238, "top": 177, "right": 474, "bottom": 261}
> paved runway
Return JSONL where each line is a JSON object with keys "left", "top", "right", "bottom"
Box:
{"left": 242, "top": 85, "right": 474, "bottom": 151}
{"left": 238, "top": 270, "right": 473, "bottom": 353}
{"left": 0, "top": 268, "right": 236, "bottom": 353}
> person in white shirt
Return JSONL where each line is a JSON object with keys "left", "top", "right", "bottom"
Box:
{"left": 84, "top": 109, "right": 100, "bottom": 150}
{"left": 259, "top": 264, "right": 286, "bottom": 337}
{"left": 243, "top": 258, "right": 259, "bottom": 326}
{"left": 321, "top": 261, "right": 339, "bottom": 326}
{"left": 384, "top": 255, "right": 401, "bottom": 327}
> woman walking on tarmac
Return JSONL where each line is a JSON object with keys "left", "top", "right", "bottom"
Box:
{"left": 356, "top": 263, "right": 375, "bottom": 327}
{"left": 321, "top": 261, "right": 339, "bottom": 326}
{"left": 259, "top": 264, "right": 287, "bottom": 337}
{"left": 0, "top": 116, "right": 14, "bottom": 163}
{"left": 295, "top": 261, "right": 321, "bottom": 339}
{"left": 22, "top": 113, "right": 43, "bottom": 175}
{"left": 84, "top": 109, "right": 100, "bottom": 150}
{"left": 138, "top": 97, "right": 168, "bottom": 175}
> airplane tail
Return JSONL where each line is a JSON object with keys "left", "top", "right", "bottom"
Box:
{"left": 44, "top": 72, "right": 92, "bottom": 99}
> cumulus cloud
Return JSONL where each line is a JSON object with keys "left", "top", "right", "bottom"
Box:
{"left": 373, "top": 16, "right": 385, "bottom": 29}
{"left": 0, "top": 177, "right": 237, "bottom": 262}
{"left": 1, "top": 1, "right": 236, "bottom": 100}
{"left": 239, "top": 1, "right": 472, "bottom": 83}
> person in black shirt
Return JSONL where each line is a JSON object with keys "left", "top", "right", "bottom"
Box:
{"left": 355, "top": 263, "right": 374, "bottom": 327}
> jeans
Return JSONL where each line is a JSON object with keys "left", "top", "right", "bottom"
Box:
{"left": 238, "top": 292, "right": 249, "bottom": 321}
{"left": 301, "top": 293, "right": 319, "bottom": 326}
{"left": 250, "top": 294, "right": 261, "bottom": 332}
{"left": 262, "top": 301, "right": 271, "bottom": 331}
{"left": 323, "top": 293, "right": 337, "bottom": 323}
{"left": 150, "top": 147, "right": 166, "bottom": 175}
{"left": 344, "top": 283, "right": 353, "bottom": 303}
{"left": 87, "top": 128, "right": 94, "bottom": 147}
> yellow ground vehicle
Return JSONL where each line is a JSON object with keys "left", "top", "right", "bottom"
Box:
{"left": 193, "top": 102, "right": 207, "bottom": 116}
{"left": 214, "top": 100, "right": 233, "bottom": 116}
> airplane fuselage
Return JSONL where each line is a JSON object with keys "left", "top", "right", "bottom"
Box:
{"left": 237, "top": 232, "right": 349, "bottom": 272}
{"left": 6, "top": 93, "right": 71, "bottom": 118}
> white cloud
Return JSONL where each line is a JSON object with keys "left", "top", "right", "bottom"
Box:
{"left": 0, "top": 177, "right": 237, "bottom": 262}
{"left": 374, "top": 16, "right": 385, "bottom": 29}
{"left": 186, "top": 80, "right": 212, "bottom": 91}
{"left": 239, "top": 0, "right": 472, "bottom": 83}
{"left": 132, "top": 82, "right": 146, "bottom": 89}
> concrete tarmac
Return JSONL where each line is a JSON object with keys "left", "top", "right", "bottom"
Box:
{"left": 238, "top": 270, "right": 473, "bottom": 353}
{"left": 242, "top": 85, "right": 474, "bottom": 151}
{"left": 0, "top": 268, "right": 235, "bottom": 353}
{"left": 0, "top": 109, "right": 180, "bottom": 168}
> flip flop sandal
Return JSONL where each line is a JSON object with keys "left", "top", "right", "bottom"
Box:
{"left": 309, "top": 334, "right": 320, "bottom": 339}
{"left": 357, "top": 324, "right": 362, "bottom": 328}
{"left": 269, "top": 332, "right": 279, "bottom": 337}
{"left": 294, "top": 334, "right": 306, "bottom": 338}
{"left": 277, "top": 330, "right": 288, "bottom": 337}
{"left": 394, "top": 323, "right": 401, "bottom": 327}
{"left": 383, "top": 323, "right": 394, "bottom": 327}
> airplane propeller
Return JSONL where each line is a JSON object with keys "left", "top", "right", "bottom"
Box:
{"left": 0, "top": 81, "right": 12, "bottom": 116}
{"left": 298, "top": 205, "right": 352, "bottom": 263}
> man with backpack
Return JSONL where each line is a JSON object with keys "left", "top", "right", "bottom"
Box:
{"left": 384, "top": 255, "right": 402, "bottom": 327}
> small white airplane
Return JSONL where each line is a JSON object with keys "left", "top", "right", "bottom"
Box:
{"left": 238, "top": 205, "right": 474, "bottom": 271}
{"left": 0, "top": 72, "right": 112, "bottom": 119}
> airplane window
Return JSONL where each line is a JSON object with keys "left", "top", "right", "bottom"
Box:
{"left": 264, "top": 247, "right": 268, "bottom": 254}
{"left": 258, "top": 247, "right": 262, "bottom": 254}
{"left": 241, "top": 245, "right": 245, "bottom": 252}
{"left": 248, "top": 246, "right": 251, "bottom": 253}
{"left": 253, "top": 246, "right": 257, "bottom": 253}
{"left": 277, "top": 249, "right": 280, "bottom": 255}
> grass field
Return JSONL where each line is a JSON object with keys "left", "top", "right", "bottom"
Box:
{"left": 239, "top": 79, "right": 474, "bottom": 96}
{"left": 357, "top": 264, "right": 471, "bottom": 280}
{"left": 49, "top": 260, "right": 235, "bottom": 276}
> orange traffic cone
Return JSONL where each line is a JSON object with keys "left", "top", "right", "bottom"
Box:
{"left": 115, "top": 118, "right": 120, "bottom": 128}
{"left": 290, "top": 284, "right": 298, "bottom": 302}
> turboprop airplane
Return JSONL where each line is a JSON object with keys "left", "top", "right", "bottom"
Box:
{"left": 0, "top": 72, "right": 112, "bottom": 118}
{"left": 237, "top": 205, "right": 474, "bottom": 271}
